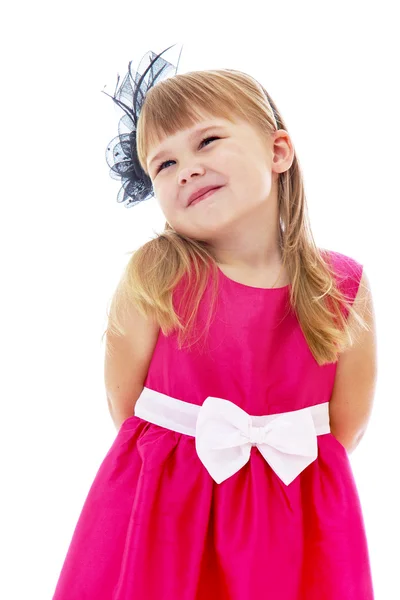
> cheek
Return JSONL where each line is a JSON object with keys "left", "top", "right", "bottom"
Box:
{"left": 153, "top": 183, "right": 173, "bottom": 211}
{"left": 258, "top": 168, "right": 273, "bottom": 196}
{"left": 155, "top": 190, "right": 185, "bottom": 230}
{"left": 157, "top": 198, "right": 175, "bottom": 223}
{"left": 231, "top": 161, "right": 273, "bottom": 206}
{"left": 228, "top": 157, "right": 257, "bottom": 192}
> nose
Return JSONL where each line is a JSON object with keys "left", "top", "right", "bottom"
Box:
{"left": 178, "top": 164, "right": 206, "bottom": 186}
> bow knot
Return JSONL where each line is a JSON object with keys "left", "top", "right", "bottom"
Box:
{"left": 195, "top": 396, "right": 319, "bottom": 485}
{"left": 246, "top": 424, "right": 272, "bottom": 446}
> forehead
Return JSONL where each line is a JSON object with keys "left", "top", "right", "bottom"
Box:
{"left": 146, "top": 117, "right": 237, "bottom": 168}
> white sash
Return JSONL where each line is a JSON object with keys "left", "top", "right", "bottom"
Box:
{"left": 134, "top": 387, "right": 331, "bottom": 485}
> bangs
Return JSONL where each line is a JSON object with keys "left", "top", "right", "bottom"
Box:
{"left": 136, "top": 71, "right": 250, "bottom": 174}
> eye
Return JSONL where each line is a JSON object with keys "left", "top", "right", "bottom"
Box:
{"left": 155, "top": 136, "right": 220, "bottom": 174}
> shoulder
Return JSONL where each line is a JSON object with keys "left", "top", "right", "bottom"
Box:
{"left": 322, "top": 248, "right": 363, "bottom": 283}
{"left": 320, "top": 248, "right": 366, "bottom": 307}
{"left": 322, "top": 248, "right": 377, "bottom": 363}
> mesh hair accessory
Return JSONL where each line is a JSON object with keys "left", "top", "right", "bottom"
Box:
{"left": 102, "top": 44, "right": 183, "bottom": 208}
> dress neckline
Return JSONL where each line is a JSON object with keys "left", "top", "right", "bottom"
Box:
{"left": 216, "top": 266, "right": 290, "bottom": 291}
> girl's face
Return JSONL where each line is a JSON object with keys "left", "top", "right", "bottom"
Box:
{"left": 146, "top": 114, "right": 288, "bottom": 243}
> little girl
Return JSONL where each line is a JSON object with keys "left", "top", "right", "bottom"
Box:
{"left": 52, "top": 46, "right": 377, "bottom": 599}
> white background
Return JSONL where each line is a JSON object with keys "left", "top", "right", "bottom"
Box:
{"left": 1, "top": 1, "right": 398, "bottom": 598}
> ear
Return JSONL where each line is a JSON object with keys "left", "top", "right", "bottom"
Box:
{"left": 271, "top": 130, "right": 294, "bottom": 175}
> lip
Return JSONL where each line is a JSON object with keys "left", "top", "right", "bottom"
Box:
{"left": 187, "top": 185, "right": 223, "bottom": 207}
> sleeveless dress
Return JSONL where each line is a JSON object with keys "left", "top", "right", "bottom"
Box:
{"left": 52, "top": 249, "right": 374, "bottom": 600}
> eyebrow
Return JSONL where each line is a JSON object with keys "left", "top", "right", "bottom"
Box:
{"left": 148, "top": 125, "right": 226, "bottom": 169}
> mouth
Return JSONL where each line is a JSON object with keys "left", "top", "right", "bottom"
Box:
{"left": 188, "top": 186, "right": 223, "bottom": 207}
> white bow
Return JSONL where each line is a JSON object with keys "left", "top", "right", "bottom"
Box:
{"left": 195, "top": 396, "right": 318, "bottom": 485}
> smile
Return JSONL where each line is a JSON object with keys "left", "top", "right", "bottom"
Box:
{"left": 189, "top": 186, "right": 223, "bottom": 207}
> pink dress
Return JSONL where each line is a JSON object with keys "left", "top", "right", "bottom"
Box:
{"left": 52, "top": 249, "right": 374, "bottom": 599}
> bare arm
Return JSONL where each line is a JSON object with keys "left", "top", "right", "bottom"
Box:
{"left": 329, "top": 268, "right": 378, "bottom": 453}
{"left": 104, "top": 289, "right": 160, "bottom": 431}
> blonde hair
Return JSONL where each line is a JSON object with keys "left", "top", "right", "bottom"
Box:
{"left": 103, "top": 68, "right": 369, "bottom": 366}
